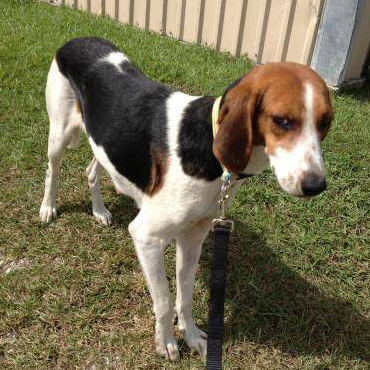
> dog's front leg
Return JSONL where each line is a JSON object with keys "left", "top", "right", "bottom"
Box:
{"left": 128, "top": 218, "right": 179, "bottom": 361}
{"left": 175, "top": 218, "right": 211, "bottom": 357}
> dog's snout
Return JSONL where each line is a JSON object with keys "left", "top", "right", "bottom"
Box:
{"left": 301, "top": 173, "right": 326, "bottom": 196}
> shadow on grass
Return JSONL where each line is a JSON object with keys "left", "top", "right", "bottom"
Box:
{"left": 200, "top": 220, "right": 370, "bottom": 361}
{"left": 58, "top": 201, "right": 92, "bottom": 216}
{"left": 57, "top": 188, "right": 139, "bottom": 226}
{"left": 337, "top": 83, "right": 370, "bottom": 103}
{"left": 57, "top": 193, "right": 370, "bottom": 361}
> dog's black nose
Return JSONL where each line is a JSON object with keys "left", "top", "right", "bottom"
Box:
{"left": 301, "top": 173, "right": 326, "bottom": 196}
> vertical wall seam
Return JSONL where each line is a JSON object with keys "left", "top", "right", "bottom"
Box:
{"left": 74, "top": 0, "right": 77, "bottom": 8}
{"left": 145, "top": 0, "right": 151, "bottom": 30}
{"left": 197, "top": 0, "right": 206, "bottom": 44}
{"left": 101, "top": 0, "right": 105, "bottom": 16}
{"left": 179, "top": 0, "right": 187, "bottom": 40}
{"left": 115, "top": 0, "right": 119, "bottom": 20}
{"left": 256, "top": 0, "right": 272, "bottom": 64}
{"left": 307, "top": 0, "right": 325, "bottom": 66}
{"left": 162, "top": 0, "right": 168, "bottom": 34}
{"left": 129, "top": 0, "right": 134, "bottom": 25}
{"left": 87, "top": 0, "right": 91, "bottom": 13}
{"left": 236, "top": 0, "right": 248, "bottom": 56}
{"left": 216, "top": 0, "right": 226, "bottom": 51}
{"left": 280, "top": 0, "right": 297, "bottom": 62}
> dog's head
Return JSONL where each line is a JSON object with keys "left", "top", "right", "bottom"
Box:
{"left": 213, "top": 62, "right": 333, "bottom": 197}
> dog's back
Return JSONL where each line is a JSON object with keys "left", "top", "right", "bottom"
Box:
{"left": 54, "top": 37, "right": 171, "bottom": 194}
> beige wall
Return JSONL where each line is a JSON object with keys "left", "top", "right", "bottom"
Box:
{"left": 57, "top": 0, "right": 369, "bottom": 81}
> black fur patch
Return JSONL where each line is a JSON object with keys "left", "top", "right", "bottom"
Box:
{"left": 178, "top": 97, "right": 223, "bottom": 181}
{"left": 178, "top": 76, "right": 245, "bottom": 181}
{"left": 56, "top": 37, "right": 120, "bottom": 87}
{"left": 55, "top": 37, "right": 171, "bottom": 193}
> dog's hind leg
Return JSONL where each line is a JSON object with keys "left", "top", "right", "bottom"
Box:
{"left": 40, "top": 59, "right": 82, "bottom": 223}
{"left": 175, "top": 218, "right": 211, "bottom": 357}
{"left": 86, "top": 157, "right": 112, "bottom": 226}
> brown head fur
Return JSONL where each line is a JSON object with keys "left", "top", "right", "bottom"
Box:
{"left": 212, "top": 62, "right": 333, "bottom": 173}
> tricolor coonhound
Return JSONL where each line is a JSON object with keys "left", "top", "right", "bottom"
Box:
{"left": 40, "top": 37, "right": 333, "bottom": 361}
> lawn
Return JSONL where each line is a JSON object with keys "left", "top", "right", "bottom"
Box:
{"left": 1, "top": 1, "right": 370, "bottom": 369}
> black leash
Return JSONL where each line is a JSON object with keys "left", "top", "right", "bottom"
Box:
{"left": 205, "top": 172, "right": 236, "bottom": 370}
{"left": 206, "top": 173, "right": 252, "bottom": 369}
{"left": 207, "top": 95, "right": 253, "bottom": 368}
{"left": 206, "top": 225, "right": 232, "bottom": 370}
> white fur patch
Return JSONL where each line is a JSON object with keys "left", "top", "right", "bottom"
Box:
{"left": 268, "top": 82, "right": 325, "bottom": 195}
{"left": 137, "top": 92, "right": 221, "bottom": 236}
{"left": 305, "top": 83, "right": 314, "bottom": 120}
{"left": 101, "top": 51, "right": 128, "bottom": 73}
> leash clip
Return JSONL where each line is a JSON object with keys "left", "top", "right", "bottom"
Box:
{"left": 212, "top": 171, "right": 234, "bottom": 232}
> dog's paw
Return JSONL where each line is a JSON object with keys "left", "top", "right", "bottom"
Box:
{"left": 39, "top": 204, "right": 57, "bottom": 223}
{"left": 92, "top": 205, "right": 112, "bottom": 226}
{"left": 155, "top": 334, "right": 180, "bottom": 361}
{"left": 179, "top": 323, "right": 207, "bottom": 357}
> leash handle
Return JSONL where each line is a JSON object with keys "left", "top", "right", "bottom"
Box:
{"left": 206, "top": 226, "right": 231, "bottom": 370}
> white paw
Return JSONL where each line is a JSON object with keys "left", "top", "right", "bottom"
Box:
{"left": 39, "top": 203, "right": 57, "bottom": 223}
{"left": 180, "top": 323, "right": 207, "bottom": 357}
{"left": 155, "top": 333, "right": 180, "bottom": 361}
{"left": 92, "top": 206, "right": 112, "bottom": 226}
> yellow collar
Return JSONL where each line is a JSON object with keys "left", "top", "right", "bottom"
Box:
{"left": 211, "top": 96, "right": 222, "bottom": 139}
{"left": 212, "top": 96, "right": 232, "bottom": 181}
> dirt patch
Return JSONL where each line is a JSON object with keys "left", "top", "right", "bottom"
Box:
{"left": 0, "top": 257, "right": 31, "bottom": 275}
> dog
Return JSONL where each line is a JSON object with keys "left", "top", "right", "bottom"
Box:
{"left": 40, "top": 37, "right": 333, "bottom": 361}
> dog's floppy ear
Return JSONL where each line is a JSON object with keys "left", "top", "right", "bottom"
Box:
{"left": 212, "top": 85, "right": 258, "bottom": 173}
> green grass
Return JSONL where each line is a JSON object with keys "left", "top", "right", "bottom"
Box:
{"left": 1, "top": 1, "right": 370, "bottom": 369}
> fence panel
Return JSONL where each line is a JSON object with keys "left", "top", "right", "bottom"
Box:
{"left": 260, "top": 0, "right": 292, "bottom": 63}
{"left": 56, "top": 0, "right": 325, "bottom": 67}
{"left": 285, "top": 0, "right": 324, "bottom": 65}
{"left": 77, "top": 0, "right": 88, "bottom": 11}
{"left": 64, "top": 0, "right": 75, "bottom": 7}
{"left": 201, "top": 0, "right": 222, "bottom": 48}
{"left": 105, "top": 0, "right": 116, "bottom": 18}
{"left": 165, "top": 0, "right": 182, "bottom": 39}
{"left": 218, "top": 0, "right": 244, "bottom": 55}
{"left": 90, "top": 0, "right": 101, "bottom": 15}
{"left": 148, "top": 0, "right": 164, "bottom": 33}
{"left": 182, "top": 0, "right": 202, "bottom": 44}
{"left": 133, "top": 0, "right": 147, "bottom": 28}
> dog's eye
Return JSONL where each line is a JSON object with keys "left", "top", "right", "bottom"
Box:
{"left": 319, "top": 116, "right": 331, "bottom": 132}
{"left": 272, "top": 116, "right": 294, "bottom": 130}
